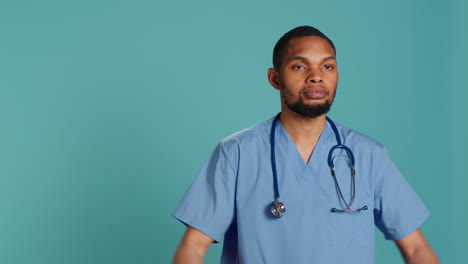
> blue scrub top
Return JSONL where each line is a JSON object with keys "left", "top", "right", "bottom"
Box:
{"left": 173, "top": 116, "right": 430, "bottom": 264}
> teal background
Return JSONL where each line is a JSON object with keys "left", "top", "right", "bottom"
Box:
{"left": 0, "top": 0, "right": 466, "bottom": 263}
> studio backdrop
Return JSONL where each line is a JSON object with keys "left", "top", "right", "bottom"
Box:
{"left": 0, "top": 0, "right": 466, "bottom": 263}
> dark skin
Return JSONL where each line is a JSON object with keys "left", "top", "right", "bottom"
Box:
{"left": 173, "top": 36, "right": 439, "bottom": 264}
{"left": 268, "top": 36, "right": 338, "bottom": 163}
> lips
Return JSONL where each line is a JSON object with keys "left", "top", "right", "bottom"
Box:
{"left": 302, "top": 87, "right": 328, "bottom": 99}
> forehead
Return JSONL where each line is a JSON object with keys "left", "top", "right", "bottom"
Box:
{"left": 285, "top": 36, "right": 335, "bottom": 60}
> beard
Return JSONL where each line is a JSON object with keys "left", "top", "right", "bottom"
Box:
{"left": 280, "top": 82, "right": 336, "bottom": 119}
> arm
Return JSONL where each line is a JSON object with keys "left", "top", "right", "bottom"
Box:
{"left": 395, "top": 228, "right": 439, "bottom": 264}
{"left": 173, "top": 225, "right": 214, "bottom": 264}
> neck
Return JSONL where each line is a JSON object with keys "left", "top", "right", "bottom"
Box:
{"left": 278, "top": 108, "right": 327, "bottom": 145}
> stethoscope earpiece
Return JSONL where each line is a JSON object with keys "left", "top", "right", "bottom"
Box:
{"left": 271, "top": 199, "right": 286, "bottom": 218}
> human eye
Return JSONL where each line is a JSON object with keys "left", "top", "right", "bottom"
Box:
{"left": 292, "top": 65, "right": 306, "bottom": 70}
{"left": 323, "top": 64, "right": 335, "bottom": 70}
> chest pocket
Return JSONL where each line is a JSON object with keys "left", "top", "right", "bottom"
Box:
{"left": 330, "top": 194, "right": 374, "bottom": 246}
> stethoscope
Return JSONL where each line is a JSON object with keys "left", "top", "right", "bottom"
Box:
{"left": 270, "top": 113, "right": 368, "bottom": 218}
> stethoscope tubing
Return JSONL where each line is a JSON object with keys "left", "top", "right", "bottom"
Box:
{"left": 270, "top": 113, "right": 367, "bottom": 217}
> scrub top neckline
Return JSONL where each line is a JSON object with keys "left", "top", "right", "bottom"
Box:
{"left": 275, "top": 117, "right": 334, "bottom": 177}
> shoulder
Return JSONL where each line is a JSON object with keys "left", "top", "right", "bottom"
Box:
{"left": 207, "top": 118, "right": 272, "bottom": 166}
{"left": 333, "top": 120, "right": 386, "bottom": 156}
{"left": 218, "top": 117, "right": 273, "bottom": 152}
{"left": 332, "top": 120, "right": 395, "bottom": 181}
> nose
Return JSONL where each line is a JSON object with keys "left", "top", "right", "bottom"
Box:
{"left": 307, "top": 68, "right": 323, "bottom": 83}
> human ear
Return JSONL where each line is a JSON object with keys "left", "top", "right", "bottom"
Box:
{"left": 267, "top": 68, "right": 281, "bottom": 91}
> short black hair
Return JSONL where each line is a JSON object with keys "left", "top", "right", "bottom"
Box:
{"left": 272, "top": 26, "right": 336, "bottom": 69}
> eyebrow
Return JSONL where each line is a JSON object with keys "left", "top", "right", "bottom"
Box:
{"left": 289, "top": 55, "right": 336, "bottom": 63}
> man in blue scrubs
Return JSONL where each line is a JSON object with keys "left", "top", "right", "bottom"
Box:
{"left": 173, "top": 26, "right": 439, "bottom": 264}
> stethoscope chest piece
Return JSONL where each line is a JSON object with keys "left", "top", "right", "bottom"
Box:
{"left": 271, "top": 199, "right": 286, "bottom": 218}
{"left": 268, "top": 113, "right": 367, "bottom": 218}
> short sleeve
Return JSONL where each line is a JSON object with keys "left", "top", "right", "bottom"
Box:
{"left": 172, "top": 141, "right": 238, "bottom": 243}
{"left": 373, "top": 147, "right": 430, "bottom": 240}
